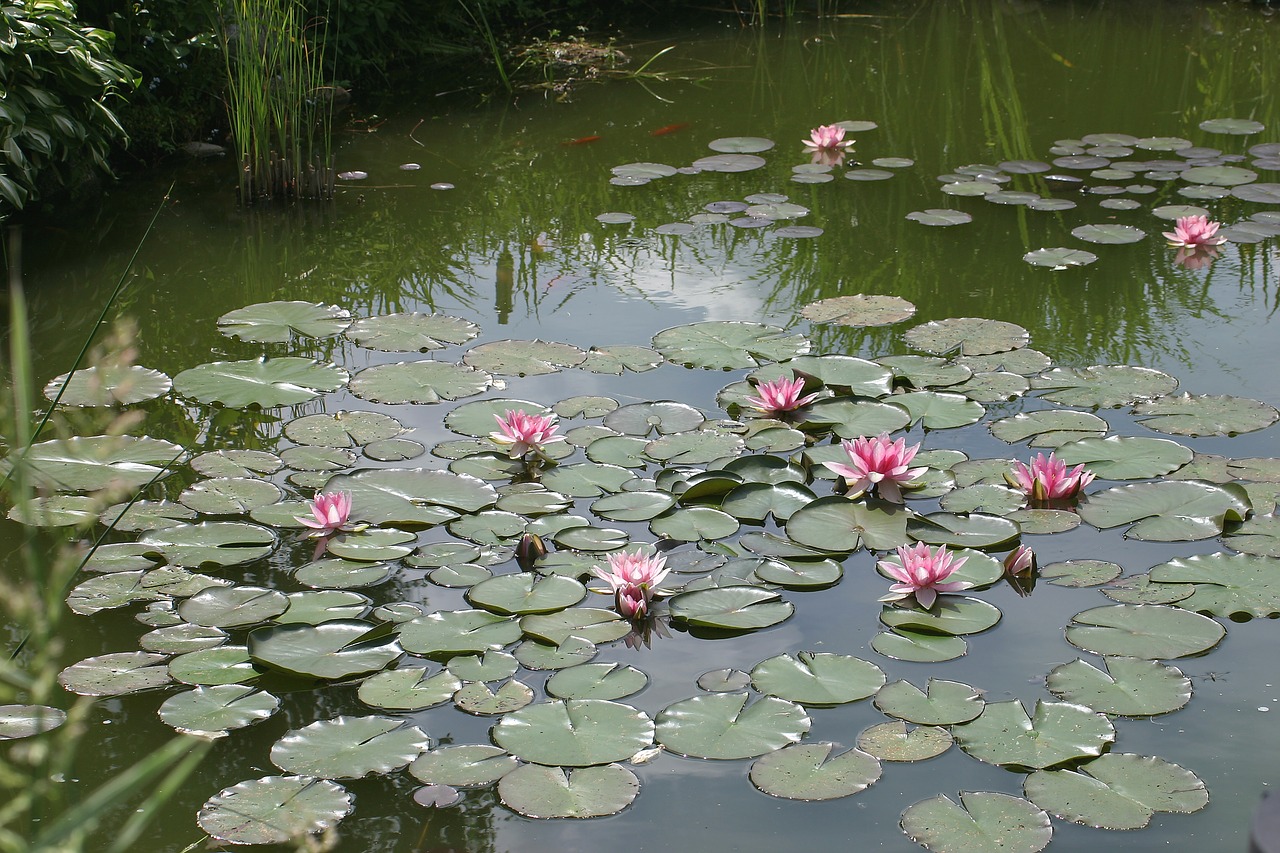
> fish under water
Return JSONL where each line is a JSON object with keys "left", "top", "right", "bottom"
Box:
{"left": 650, "top": 122, "right": 689, "bottom": 136}
{"left": 561, "top": 134, "right": 602, "bottom": 146}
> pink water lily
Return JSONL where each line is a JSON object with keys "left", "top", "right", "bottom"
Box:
{"left": 593, "top": 550, "right": 670, "bottom": 619}
{"left": 822, "top": 432, "right": 926, "bottom": 502}
{"left": 296, "top": 491, "right": 351, "bottom": 535}
{"left": 1005, "top": 452, "right": 1094, "bottom": 503}
{"left": 745, "top": 375, "right": 820, "bottom": 416}
{"left": 1162, "top": 214, "right": 1226, "bottom": 249}
{"left": 879, "top": 543, "right": 972, "bottom": 610}
{"left": 490, "top": 409, "right": 564, "bottom": 459}
{"left": 1174, "top": 244, "right": 1221, "bottom": 270}
{"left": 1004, "top": 544, "right": 1035, "bottom": 575}
{"left": 802, "top": 124, "right": 854, "bottom": 152}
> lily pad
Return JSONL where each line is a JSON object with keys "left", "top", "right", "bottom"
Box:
{"left": 1023, "top": 248, "right": 1098, "bottom": 270}
{"left": 323, "top": 468, "right": 494, "bottom": 526}
{"left": 466, "top": 573, "right": 585, "bottom": 615}
{"left": 904, "top": 318, "right": 1029, "bottom": 357}
{"left": 906, "top": 209, "right": 972, "bottom": 226}
{"left": 5, "top": 435, "right": 184, "bottom": 491}
{"left": 498, "top": 763, "right": 639, "bottom": 819}
{"left": 398, "top": 610, "right": 522, "bottom": 658}
{"left": 952, "top": 700, "right": 1114, "bottom": 769}
{"left": 1180, "top": 164, "right": 1257, "bottom": 186}
{"left": 180, "top": 477, "right": 283, "bottom": 515}
{"left": 1132, "top": 393, "right": 1279, "bottom": 436}
{"left": 879, "top": 597, "right": 1002, "bottom": 637}
{"left": 1149, "top": 552, "right": 1280, "bottom": 617}
{"left": 174, "top": 357, "right": 348, "bottom": 408}
{"left": 1065, "top": 604, "right": 1225, "bottom": 658}
{"left": 1078, "top": 480, "right": 1250, "bottom": 540}
{"left": 1024, "top": 753, "right": 1208, "bottom": 830}
{"left": 1224, "top": 515, "right": 1280, "bottom": 557}
{"left": 901, "top": 791, "right": 1052, "bottom": 853}
{"left": 906, "top": 512, "right": 1020, "bottom": 550}
{"left": 1045, "top": 657, "right": 1191, "bottom": 716}
{"left": 800, "top": 294, "right": 917, "bottom": 327}
{"left": 870, "top": 629, "right": 968, "bottom": 662}
{"left": 857, "top": 721, "right": 952, "bottom": 761}
{"left": 1200, "top": 118, "right": 1265, "bottom": 135}
{"left": 357, "top": 667, "right": 462, "bottom": 711}
{"left": 285, "top": 411, "right": 404, "bottom": 448}
{"left": 546, "top": 662, "right": 648, "bottom": 700}
{"left": 990, "top": 410, "right": 1108, "bottom": 447}
{"left": 1032, "top": 365, "right": 1177, "bottom": 408}
{"left": 0, "top": 705, "right": 67, "bottom": 739}
{"left": 271, "top": 715, "right": 429, "bottom": 778}
{"left": 58, "top": 651, "right": 171, "bottom": 696}
{"left": 1055, "top": 435, "right": 1193, "bottom": 480}
{"left": 1039, "top": 559, "right": 1122, "bottom": 587}
{"left": 217, "top": 301, "right": 352, "bottom": 343}
{"left": 750, "top": 652, "right": 885, "bottom": 706}
{"left": 197, "top": 776, "right": 352, "bottom": 845}
{"left": 248, "top": 620, "right": 401, "bottom": 679}
{"left": 43, "top": 364, "right": 171, "bottom": 406}
{"left": 874, "top": 679, "right": 984, "bottom": 725}
{"left": 191, "top": 449, "right": 283, "bottom": 478}
{"left": 893, "top": 391, "right": 986, "bottom": 429}
{"left": 655, "top": 693, "right": 810, "bottom": 759}
{"left": 691, "top": 153, "right": 767, "bottom": 172}
{"left": 344, "top": 313, "right": 479, "bottom": 352}
{"left": 579, "top": 345, "right": 664, "bottom": 374}
{"left": 749, "top": 743, "right": 881, "bottom": 801}
{"left": 349, "top": 361, "right": 492, "bottom": 404}
{"left": 410, "top": 745, "right": 519, "bottom": 788}
{"left": 464, "top": 339, "right": 586, "bottom": 376}
{"left": 708, "top": 136, "right": 774, "bottom": 152}
{"left": 493, "top": 699, "right": 654, "bottom": 766}
{"left": 158, "top": 684, "right": 279, "bottom": 737}
{"left": 652, "top": 321, "right": 810, "bottom": 370}
{"left": 1070, "top": 224, "right": 1146, "bottom": 244}
{"left": 667, "top": 586, "right": 794, "bottom": 632}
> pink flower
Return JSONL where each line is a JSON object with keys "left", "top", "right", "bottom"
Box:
{"left": 1004, "top": 544, "right": 1034, "bottom": 575}
{"left": 802, "top": 124, "right": 854, "bottom": 152}
{"left": 490, "top": 409, "right": 564, "bottom": 458}
{"left": 1174, "top": 245, "right": 1221, "bottom": 270}
{"left": 878, "top": 542, "right": 972, "bottom": 610}
{"left": 593, "top": 550, "right": 670, "bottom": 619}
{"left": 745, "top": 376, "right": 819, "bottom": 416}
{"left": 1162, "top": 215, "right": 1226, "bottom": 249}
{"left": 295, "top": 491, "right": 351, "bottom": 535}
{"left": 821, "top": 432, "right": 926, "bottom": 502}
{"left": 1005, "top": 452, "right": 1094, "bottom": 503}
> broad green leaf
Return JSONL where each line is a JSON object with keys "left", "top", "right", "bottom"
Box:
{"left": 1224, "top": 515, "right": 1280, "bottom": 557}
{"left": 1132, "top": 393, "right": 1279, "bottom": 437}
{"left": 1065, "top": 604, "right": 1225, "bottom": 658}
{"left": 463, "top": 339, "right": 586, "bottom": 375}
{"left": 1149, "top": 552, "right": 1280, "bottom": 617}
{"left": 466, "top": 573, "right": 585, "bottom": 615}
{"left": 169, "top": 645, "right": 258, "bottom": 686}
{"left": 492, "top": 699, "right": 653, "bottom": 766}
{"left": 197, "top": 776, "right": 351, "bottom": 845}
{"left": 750, "top": 652, "right": 885, "bottom": 705}
{"left": 870, "top": 629, "right": 968, "bottom": 662}
{"left": 179, "top": 477, "right": 282, "bottom": 515}
{"left": 158, "top": 685, "right": 279, "bottom": 737}
{"left": 1078, "top": 480, "right": 1250, "bottom": 540}
{"left": 906, "top": 512, "right": 1020, "bottom": 550}
{"left": 668, "top": 587, "right": 794, "bottom": 631}
{"left": 989, "top": 410, "right": 1108, "bottom": 447}
{"left": 271, "top": 716, "right": 429, "bottom": 778}
{"left": 1055, "top": 436, "right": 1192, "bottom": 480}
{"left": 58, "top": 652, "right": 172, "bottom": 696}
{"left": 42, "top": 364, "right": 171, "bottom": 406}
{"left": 248, "top": 620, "right": 401, "bottom": 679}
{"left": 904, "top": 318, "right": 1029, "bottom": 357}
{"left": 4, "top": 435, "right": 183, "bottom": 491}
{"left": 179, "top": 587, "right": 288, "bottom": 628}
{"left": 786, "top": 495, "right": 911, "bottom": 552}
{"left": 1032, "top": 365, "right": 1177, "bottom": 408}
{"left": 357, "top": 667, "right": 461, "bottom": 711}
{"left": 805, "top": 398, "right": 911, "bottom": 439}
{"left": 410, "top": 745, "right": 518, "bottom": 787}
{"left": 879, "top": 597, "right": 1002, "bottom": 636}
{"left": 349, "top": 361, "right": 492, "bottom": 404}
{"left": 953, "top": 700, "right": 1114, "bottom": 769}
{"left": 604, "top": 401, "right": 705, "bottom": 436}
{"left": 398, "top": 610, "right": 522, "bottom": 658}
{"left": 498, "top": 763, "right": 639, "bottom": 819}
{"left": 1045, "top": 657, "right": 1191, "bottom": 716}
{"left": 655, "top": 693, "right": 810, "bottom": 759}
{"left": 579, "top": 345, "right": 664, "bottom": 374}
{"left": 801, "top": 295, "right": 916, "bottom": 328}
{"left": 0, "top": 705, "right": 67, "bottom": 740}
{"left": 652, "top": 321, "right": 810, "bottom": 370}
{"left": 217, "top": 301, "right": 351, "bottom": 342}
{"left": 901, "top": 791, "right": 1052, "bottom": 853}
{"left": 191, "top": 449, "right": 283, "bottom": 478}
{"left": 749, "top": 743, "right": 881, "bottom": 800}
{"left": 546, "top": 662, "right": 648, "bottom": 700}
{"left": 343, "top": 312, "right": 478, "bottom": 352}
{"left": 175, "top": 357, "right": 348, "bottom": 408}
{"left": 323, "top": 468, "right": 494, "bottom": 525}
{"left": 140, "top": 522, "right": 276, "bottom": 569}
{"left": 857, "top": 721, "right": 952, "bottom": 761}
{"left": 874, "top": 679, "right": 984, "bottom": 725}
{"left": 1024, "top": 753, "right": 1207, "bottom": 830}
{"left": 520, "top": 608, "right": 630, "bottom": 645}
{"left": 649, "top": 506, "right": 740, "bottom": 541}
{"left": 513, "top": 636, "right": 598, "bottom": 670}
{"left": 1039, "top": 560, "right": 1121, "bottom": 587}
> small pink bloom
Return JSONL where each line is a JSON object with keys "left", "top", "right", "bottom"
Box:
{"left": 295, "top": 491, "right": 351, "bottom": 535}
{"left": 593, "top": 550, "right": 670, "bottom": 620}
{"left": 745, "top": 376, "right": 819, "bottom": 416}
{"left": 1162, "top": 215, "right": 1227, "bottom": 249}
{"left": 490, "top": 409, "right": 564, "bottom": 458}
{"left": 802, "top": 124, "right": 854, "bottom": 152}
{"left": 1005, "top": 452, "right": 1094, "bottom": 503}
{"left": 878, "top": 542, "right": 973, "bottom": 610}
{"left": 821, "top": 432, "right": 926, "bottom": 502}
{"left": 1004, "top": 544, "right": 1035, "bottom": 576}
{"left": 1174, "top": 245, "right": 1221, "bottom": 270}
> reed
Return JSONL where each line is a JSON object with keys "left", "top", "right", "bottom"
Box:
{"left": 221, "top": 0, "right": 334, "bottom": 202}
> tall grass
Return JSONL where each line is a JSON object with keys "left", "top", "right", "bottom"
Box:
{"left": 221, "top": 0, "right": 335, "bottom": 202}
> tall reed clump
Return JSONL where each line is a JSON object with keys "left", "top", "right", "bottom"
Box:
{"left": 0, "top": 225, "right": 210, "bottom": 852}
{"left": 220, "top": 0, "right": 334, "bottom": 202}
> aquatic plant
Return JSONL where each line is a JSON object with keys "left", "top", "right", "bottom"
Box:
{"left": 744, "top": 375, "right": 819, "bottom": 416}
{"left": 593, "top": 550, "right": 671, "bottom": 619}
{"left": 489, "top": 409, "right": 564, "bottom": 459}
{"left": 1005, "top": 452, "right": 1094, "bottom": 503}
{"left": 802, "top": 124, "right": 853, "bottom": 152}
{"left": 822, "top": 433, "right": 926, "bottom": 502}
{"left": 295, "top": 490, "right": 351, "bottom": 534}
{"left": 1162, "top": 214, "right": 1227, "bottom": 248}
{"left": 877, "top": 543, "right": 971, "bottom": 610}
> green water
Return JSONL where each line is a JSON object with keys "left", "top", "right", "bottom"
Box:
{"left": 9, "top": 1, "right": 1280, "bottom": 850}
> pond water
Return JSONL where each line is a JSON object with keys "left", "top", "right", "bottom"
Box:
{"left": 7, "top": 1, "right": 1280, "bottom": 851}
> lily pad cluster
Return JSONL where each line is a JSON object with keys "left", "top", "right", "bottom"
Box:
{"left": 11, "top": 290, "right": 1279, "bottom": 850}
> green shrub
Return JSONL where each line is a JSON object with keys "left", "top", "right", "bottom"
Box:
{"left": 0, "top": 0, "right": 139, "bottom": 216}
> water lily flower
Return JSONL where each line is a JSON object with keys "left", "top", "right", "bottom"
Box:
{"left": 822, "top": 432, "right": 926, "bottom": 502}
{"left": 593, "top": 550, "right": 670, "bottom": 619}
{"left": 878, "top": 542, "right": 972, "bottom": 610}
{"left": 1174, "top": 245, "right": 1221, "bottom": 270}
{"left": 490, "top": 409, "right": 564, "bottom": 459}
{"left": 802, "top": 124, "right": 854, "bottom": 152}
{"left": 744, "top": 375, "right": 819, "bottom": 416}
{"left": 1004, "top": 544, "right": 1035, "bottom": 575}
{"left": 1005, "top": 452, "right": 1094, "bottom": 503}
{"left": 296, "top": 491, "right": 351, "bottom": 535}
{"left": 1162, "top": 215, "right": 1227, "bottom": 249}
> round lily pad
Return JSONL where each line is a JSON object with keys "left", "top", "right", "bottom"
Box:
{"left": 520, "top": 607, "right": 631, "bottom": 645}
{"left": 1039, "top": 560, "right": 1121, "bottom": 587}
{"left": 1132, "top": 393, "right": 1279, "bottom": 437}
{"left": 708, "top": 136, "right": 774, "bottom": 152}
{"left": 8, "top": 435, "right": 184, "bottom": 492}
{"left": 350, "top": 361, "right": 492, "bottom": 404}
{"left": 750, "top": 652, "right": 885, "bottom": 706}
{"left": 870, "top": 629, "right": 968, "bottom": 662}
{"left": 1032, "top": 365, "right": 1177, "bottom": 408}
{"left": 498, "top": 762, "right": 639, "bottom": 819}
{"left": 217, "top": 301, "right": 352, "bottom": 343}
{"left": 43, "top": 364, "right": 171, "bottom": 406}
{"left": 1149, "top": 552, "right": 1280, "bottom": 617}
{"left": 198, "top": 775, "right": 351, "bottom": 845}
{"left": 655, "top": 693, "right": 810, "bottom": 759}
{"left": 653, "top": 321, "right": 809, "bottom": 370}
{"left": 1065, "top": 604, "right": 1225, "bottom": 658}
{"left": 0, "top": 705, "right": 67, "bottom": 739}
{"left": 1070, "top": 224, "right": 1146, "bottom": 244}
{"left": 410, "top": 745, "right": 518, "bottom": 788}
{"left": 952, "top": 699, "right": 1114, "bottom": 769}
{"left": 493, "top": 699, "right": 653, "bottom": 766}
{"left": 1078, "top": 480, "right": 1249, "bottom": 541}
{"left": 357, "top": 667, "right": 461, "bottom": 711}
{"left": 546, "top": 662, "right": 648, "bottom": 700}
{"left": 58, "top": 652, "right": 171, "bottom": 696}
{"left": 800, "top": 294, "right": 917, "bottom": 327}
{"left": 175, "top": 357, "right": 348, "bottom": 408}
{"left": 906, "top": 209, "right": 972, "bottom": 226}
{"left": 667, "top": 586, "right": 794, "bottom": 632}
{"left": 158, "top": 684, "right": 279, "bottom": 737}
{"left": 344, "top": 313, "right": 479, "bottom": 352}
{"left": 691, "top": 153, "right": 767, "bottom": 172}
{"left": 247, "top": 620, "right": 401, "bottom": 679}
{"left": 749, "top": 743, "right": 881, "bottom": 801}
{"left": 1023, "top": 248, "right": 1098, "bottom": 269}
{"left": 466, "top": 573, "right": 585, "bottom": 616}
{"left": 1045, "top": 657, "right": 1191, "bottom": 717}
{"left": 901, "top": 791, "right": 1052, "bottom": 853}
{"left": 879, "top": 597, "right": 1002, "bottom": 637}
{"left": 398, "top": 610, "right": 521, "bottom": 658}
{"left": 271, "top": 715, "right": 429, "bottom": 778}
{"left": 1024, "top": 753, "right": 1207, "bottom": 830}
{"left": 857, "top": 721, "right": 952, "bottom": 762}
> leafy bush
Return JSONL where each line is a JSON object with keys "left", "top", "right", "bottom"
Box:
{"left": 0, "top": 0, "right": 138, "bottom": 216}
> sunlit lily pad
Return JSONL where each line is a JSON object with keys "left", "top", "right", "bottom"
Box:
{"left": 1025, "top": 753, "right": 1208, "bottom": 830}
{"left": 66, "top": 571, "right": 165, "bottom": 615}
{"left": 953, "top": 700, "right": 1114, "bottom": 769}
{"left": 271, "top": 715, "right": 429, "bottom": 778}
{"left": 398, "top": 610, "right": 522, "bottom": 658}
{"left": 750, "top": 652, "right": 885, "bottom": 706}
{"left": 611, "top": 162, "right": 677, "bottom": 180}
{"left": 349, "top": 361, "right": 492, "bottom": 404}
{"left": 43, "top": 364, "right": 171, "bottom": 406}
{"left": 870, "top": 629, "right": 968, "bottom": 662}
{"left": 590, "top": 490, "right": 676, "bottom": 521}
{"left": 786, "top": 495, "right": 910, "bottom": 552}
{"left": 217, "top": 301, "right": 352, "bottom": 343}
{"left": 324, "top": 468, "right": 494, "bottom": 525}
{"left": 1232, "top": 182, "right": 1280, "bottom": 203}
{"left": 464, "top": 339, "right": 586, "bottom": 376}
{"left": 247, "top": 620, "right": 400, "bottom": 679}
{"left": 9, "top": 495, "right": 102, "bottom": 528}
{"left": 667, "top": 586, "right": 794, "bottom": 631}
{"left": 873, "top": 679, "right": 984, "bottom": 725}
{"left": 158, "top": 684, "right": 279, "bottom": 738}
{"left": 906, "top": 512, "right": 1020, "bottom": 550}
{"left": 1023, "top": 248, "right": 1098, "bottom": 270}
{"left": 466, "top": 573, "right": 585, "bottom": 615}
{"left": 877, "top": 354, "right": 973, "bottom": 390}
{"left": 1149, "top": 552, "right": 1280, "bottom": 617}
{"left": 893, "top": 391, "right": 985, "bottom": 429}
{"left": 58, "top": 651, "right": 172, "bottom": 696}
{"left": 901, "top": 791, "right": 1052, "bottom": 853}
{"left": 174, "top": 357, "right": 348, "bottom": 408}
{"left": 140, "top": 522, "right": 276, "bottom": 569}
{"left": 1055, "top": 435, "right": 1192, "bottom": 480}
{"left": 498, "top": 763, "right": 639, "bottom": 819}
{"left": 1180, "top": 165, "right": 1257, "bottom": 186}
{"left": 1070, "top": 224, "right": 1146, "bottom": 244}
{"left": 179, "top": 477, "right": 282, "bottom": 515}
{"left": 493, "top": 699, "right": 653, "bottom": 766}
{"left": 906, "top": 209, "right": 972, "bottom": 226}
{"left": 1065, "top": 604, "right": 1225, "bottom": 658}
{"left": 656, "top": 693, "right": 809, "bottom": 759}
{"left": 191, "top": 449, "right": 283, "bottom": 479}
{"left": 357, "top": 667, "right": 461, "bottom": 711}
{"left": 514, "top": 636, "right": 598, "bottom": 670}
{"left": 691, "top": 153, "right": 767, "bottom": 172}
{"left": 708, "top": 136, "right": 774, "bottom": 152}
{"left": 1032, "top": 365, "right": 1177, "bottom": 408}
{"left": 749, "top": 742, "right": 881, "bottom": 801}
{"left": 344, "top": 313, "right": 479, "bottom": 352}
{"left": 0, "top": 705, "right": 66, "bottom": 739}
{"left": 410, "top": 745, "right": 519, "bottom": 788}
{"left": 1078, "top": 480, "right": 1250, "bottom": 540}
{"left": 1200, "top": 117, "right": 1265, "bottom": 135}
{"left": 140, "top": 623, "right": 228, "bottom": 654}
{"left": 520, "top": 607, "right": 630, "bottom": 645}
{"left": 653, "top": 321, "right": 810, "bottom": 370}
{"left": 327, "top": 528, "right": 416, "bottom": 561}
{"left": 578, "top": 345, "right": 664, "bottom": 375}
{"left": 5, "top": 435, "right": 184, "bottom": 492}
{"left": 904, "top": 318, "right": 1029, "bottom": 357}
{"left": 1223, "top": 515, "right": 1280, "bottom": 557}
{"left": 989, "top": 410, "right": 1108, "bottom": 447}
{"left": 546, "top": 662, "right": 648, "bottom": 700}
{"left": 1131, "top": 393, "right": 1279, "bottom": 436}
{"left": 879, "top": 597, "right": 1002, "bottom": 636}
{"left": 1039, "top": 559, "right": 1121, "bottom": 587}
{"left": 197, "top": 776, "right": 352, "bottom": 845}
{"left": 649, "top": 506, "right": 739, "bottom": 541}
{"left": 284, "top": 411, "right": 404, "bottom": 448}
{"left": 858, "top": 721, "right": 952, "bottom": 762}
{"left": 1045, "top": 657, "right": 1191, "bottom": 716}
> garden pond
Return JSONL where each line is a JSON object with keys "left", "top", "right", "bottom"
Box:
{"left": 6, "top": 1, "right": 1280, "bottom": 851}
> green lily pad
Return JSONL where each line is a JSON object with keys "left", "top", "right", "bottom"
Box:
{"left": 655, "top": 693, "right": 810, "bottom": 759}
{"left": 520, "top": 607, "right": 630, "bottom": 645}
{"left": 874, "top": 679, "right": 984, "bottom": 725}
{"left": 323, "top": 468, "right": 494, "bottom": 525}
{"left": 326, "top": 528, "right": 416, "bottom": 561}
{"left": 653, "top": 321, "right": 810, "bottom": 370}
{"left": 178, "top": 586, "right": 288, "bottom": 628}
{"left": 0, "top": 705, "right": 67, "bottom": 739}
{"left": 140, "top": 624, "right": 228, "bottom": 654}
{"left": 398, "top": 610, "right": 522, "bottom": 658}
{"left": 179, "top": 477, "right": 282, "bottom": 515}
{"left": 698, "top": 669, "right": 752, "bottom": 692}
{"left": 1032, "top": 365, "right": 1177, "bottom": 408}
{"left": 271, "top": 715, "right": 430, "bottom": 778}
{"left": 579, "top": 345, "right": 664, "bottom": 374}
{"left": 603, "top": 401, "right": 706, "bottom": 436}
{"left": 668, "top": 586, "right": 794, "bottom": 632}
{"left": 349, "top": 361, "right": 493, "bottom": 404}
{"left": 139, "top": 522, "right": 276, "bottom": 569}
{"left": 1181, "top": 164, "right": 1257, "bottom": 186}
{"left": 952, "top": 700, "right": 1114, "bottom": 769}
{"left": 466, "top": 573, "right": 585, "bottom": 615}
{"left": 1224, "top": 515, "right": 1280, "bottom": 557}
{"left": 893, "top": 391, "right": 985, "bottom": 429}
{"left": 750, "top": 652, "right": 884, "bottom": 706}
{"left": 247, "top": 620, "right": 400, "bottom": 679}
{"left": 513, "top": 636, "right": 598, "bottom": 670}
{"left": 939, "top": 485, "right": 1025, "bottom": 516}
{"left": 1055, "top": 435, "right": 1192, "bottom": 480}
{"left": 877, "top": 355, "right": 972, "bottom": 390}
{"left": 646, "top": 431, "right": 745, "bottom": 466}
{"left": 168, "top": 645, "right": 257, "bottom": 686}
{"left": 197, "top": 775, "right": 352, "bottom": 845}
{"left": 708, "top": 136, "right": 775, "bottom": 152}
{"left": 906, "top": 513, "right": 1020, "bottom": 550}
{"left": 1024, "top": 753, "right": 1208, "bottom": 830}
{"left": 42, "top": 364, "right": 171, "bottom": 406}
{"left": 857, "top": 721, "right": 952, "bottom": 761}
{"left": 879, "top": 597, "right": 1002, "bottom": 636}
{"left": 901, "top": 791, "right": 1052, "bottom": 853}
{"left": 904, "top": 318, "right": 1029, "bottom": 357}
{"left": 174, "top": 357, "right": 348, "bottom": 408}
{"left": 989, "top": 410, "right": 1109, "bottom": 447}
{"left": 590, "top": 490, "right": 677, "bottom": 522}
{"left": 410, "top": 745, "right": 519, "bottom": 788}
{"left": 294, "top": 558, "right": 393, "bottom": 590}
{"left": 870, "top": 629, "right": 968, "bottom": 662}
{"left": 800, "top": 294, "right": 917, "bottom": 327}
{"left": 1070, "top": 224, "right": 1147, "bottom": 244}
{"left": 906, "top": 209, "right": 972, "bottom": 226}
{"left": 498, "top": 763, "right": 639, "bottom": 819}
{"left": 5, "top": 435, "right": 183, "bottom": 492}
{"left": 1201, "top": 117, "right": 1265, "bottom": 134}
{"left": 58, "top": 651, "right": 172, "bottom": 696}
{"left": 357, "top": 667, "right": 462, "bottom": 711}
{"left": 1132, "top": 393, "right": 1279, "bottom": 437}
{"left": 1065, "top": 604, "right": 1225, "bottom": 658}
{"left": 364, "top": 438, "right": 424, "bottom": 461}
{"left": 1039, "top": 560, "right": 1122, "bottom": 587}
{"left": 1023, "top": 247, "right": 1098, "bottom": 269}
{"left": 191, "top": 449, "right": 283, "bottom": 478}
{"left": 463, "top": 339, "right": 586, "bottom": 376}
{"left": 66, "top": 571, "right": 166, "bottom": 615}
{"left": 158, "top": 684, "right": 279, "bottom": 737}
{"left": 691, "top": 153, "right": 767, "bottom": 172}
{"left": 344, "top": 312, "right": 479, "bottom": 352}
{"left": 493, "top": 699, "right": 653, "bottom": 766}
{"left": 279, "top": 446, "right": 356, "bottom": 472}
{"left": 786, "top": 495, "right": 911, "bottom": 552}
{"left": 217, "top": 301, "right": 351, "bottom": 343}
{"left": 753, "top": 557, "right": 843, "bottom": 588}
{"left": 749, "top": 742, "right": 881, "bottom": 801}
{"left": 958, "top": 348, "right": 1052, "bottom": 377}
{"left": 546, "top": 662, "right": 648, "bottom": 700}
{"left": 552, "top": 524, "right": 629, "bottom": 551}
{"left": 447, "top": 650, "right": 519, "bottom": 682}
{"left": 1150, "top": 552, "right": 1280, "bottom": 617}
{"left": 99, "top": 499, "right": 196, "bottom": 531}
{"left": 649, "top": 506, "right": 740, "bottom": 542}
{"left": 1102, "top": 574, "right": 1195, "bottom": 605}
{"left": 542, "top": 463, "right": 636, "bottom": 497}
{"left": 1078, "top": 480, "right": 1250, "bottom": 540}
{"left": 1045, "top": 657, "right": 1191, "bottom": 716}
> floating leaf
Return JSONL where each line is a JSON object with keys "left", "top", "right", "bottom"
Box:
{"left": 493, "top": 699, "right": 653, "bottom": 766}
{"left": 498, "top": 763, "right": 639, "bottom": 819}
{"left": 174, "top": 357, "right": 348, "bottom": 408}
{"left": 464, "top": 339, "right": 586, "bottom": 376}
{"left": 1032, "top": 365, "right": 1177, "bottom": 408}
{"left": 520, "top": 607, "right": 630, "bottom": 645}
{"left": 691, "top": 153, "right": 767, "bottom": 172}
{"left": 750, "top": 652, "right": 885, "bottom": 706}
{"left": 410, "top": 745, "right": 518, "bottom": 787}
{"left": 198, "top": 776, "right": 352, "bottom": 845}
{"left": 857, "top": 721, "right": 952, "bottom": 761}
{"left": 349, "top": 361, "right": 492, "bottom": 404}
{"left": 272, "top": 716, "right": 428, "bottom": 780}
{"left": 58, "top": 652, "right": 171, "bottom": 696}
{"left": 0, "top": 705, "right": 67, "bottom": 739}
{"left": 43, "top": 365, "right": 171, "bottom": 406}
{"left": 248, "top": 620, "right": 401, "bottom": 679}
{"left": 357, "top": 667, "right": 461, "bottom": 711}
{"left": 907, "top": 512, "right": 1020, "bottom": 550}
{"left": 578, "top": 345, "right": 664, "bottom": 374}
{"left": 546, "top": 662, "right": 648, "bottom": 700}
{"left": 158, "top": 685, "right": 279, "bottom": 737}
{"left": 466, "top": 573, "right": 585, "bottom": 616}
{"left": 870, "top": 629, "right": 968, "bottom": 662}
{"left": 1045, "top": 657, "right": 1191, "bottom": 716}
{"left": 344, "top": 313, "right": 479, "bottom": 352}
{"left": 667, "top": 586, "right": 794, "bottom": 632}
{"left": 952, "top": 700, "right": 1114, "bottom": 769}
{"left": 1023, "top": 248, "right": 1098, "bottom": 269}
{"left": 708, "top": 136, "right": 774, "bottom": 152}
{"left": 323, "top": 468, "right": 494, "bottom": 526}
{"left": 1070, "top": 224, "right": 1146, "bottom": 244}
{"left": 901, "top": 791, "right": 1052, "bottom": 853}
{"left": 655, "top": 693, "right": 810, "bottom": 759}
{"left": 1224, "top": 515, "right": 1280, "bottom": 557}
{"left": 1039, "top": 559, "right": 1121, "bottom": 587}
{"left": 906, "top": 209, "right": 972, "bottom": 226}
{"left": 398, "top": 610, "right": 521, "bottom": 658}
{"left": 1149, "top": 552, "right": 1280, "bottom": 617}
{"left": 879, "top": 597, "right": 1002, "bottom": 636}
{"left": 874, "top": 679, "right": 984, "bottom": 725}
{"left": 904, "top": 318, "right": 1029, "bottom": 357}
{"left": 1065, "top": 604, "right": 1225, "bottom": 658}
{"left": 285, "top": 411, "right": 404, "bottom": 448}
{"left": 1055, "top": 435, "right": 1193, "bottom": 480}
{"left": 652, "top": 321, "right": 809, "bottom": 370}
{"left": 1024, "top": 753, "right": 1208, "bottom": 830}
{"left": 1132, "top": 393, "right": 1279, "bottom": 436}
{"left": 514, "top": 636, "right": 598, "bottom": 670}
{"left": 893, "top": 391, "right": 985, "bottom": 429}
{"left": 749, "top": 742, "right": 881, "bottom": 801}
{"left": 1078, "top": 480, "right": 1250, "bottom": 540}
{"left": 217, "top": 301, "right": 351, "bottom": 343}
{"left": 4, "top": 435, "right": 183, "bottom": 492}
{"left": 990, "top": 410, "right": 1108, "bottom": 447}
{"left": 1200, "top": 118, "right": 1265, "bottom": 135}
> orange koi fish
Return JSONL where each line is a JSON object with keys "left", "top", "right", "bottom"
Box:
{"left": 561, "top": 135, "right": 602, "bottom": 146}
{"left": 650, "top": 123, "right": 689, "bottom": 137}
